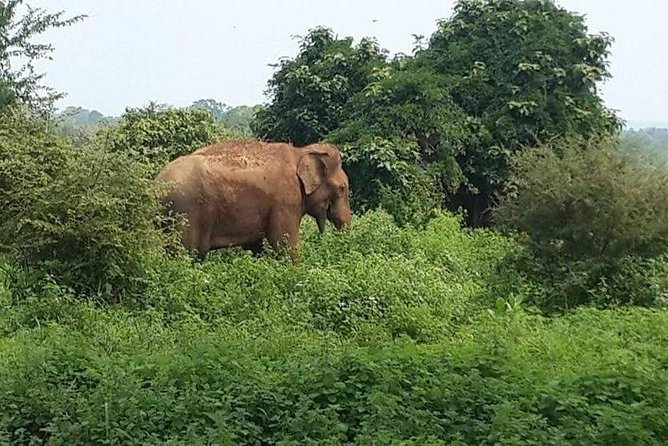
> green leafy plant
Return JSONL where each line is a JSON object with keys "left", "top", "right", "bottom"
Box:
{"left": 253, "top": 27, "right": 388, "bottom": 147}
{"left": 417, "top": 0, "right": 621, "bottom": 225}
{"left": 102, "top": 102, "right": 238, "bottom": 173}
{"left": 0, "top": 107, "right": 174, "bottom": 300}
{"left": 495, "top": 135, "right": 668, "bottom": 311}
{"left": 254, "top": 1, "right": 620, "bottom": 227}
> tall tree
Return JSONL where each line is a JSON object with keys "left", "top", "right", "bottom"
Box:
{"left": 330, "top": 59, "right": 470, "bottom": 225}
{"left": 219, "top": 104, "right": 262, "bottom": 137}
{"left": 190, "top": 99, "right": 261, "bottom": 137}
{"left": 417, "top": 0, "right": 620, "bottom": 225}
{"left": 254, "top": 1, "right": 619, "bottom": 226}
{"left": 103, "top": 103, "right": 221, "bottom": 170}
{"left": 190, "top": 99, "right": 231, "bottom": 121}
{"left": 253, "top": 27, "right": 388, "bottom": 147}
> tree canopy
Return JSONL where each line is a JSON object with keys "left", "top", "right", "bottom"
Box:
{"left": 190, "top": 99, "right": 260, "bottom": 137}
{"left": 416, "top": 0, "right": 621, "bottom": 224}
{"left": 102, "top": 102, "right": 230, "bottom": 171}
{"left": 253, "top": 0, "right": 621, "bottom": 226}
{"left": 253, "top": 27, "right": 388, "bottom": 147}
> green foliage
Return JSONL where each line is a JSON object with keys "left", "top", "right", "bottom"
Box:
{"left": 254, "top": 28, "right": 469, "bottom": 225}
{"left": 255, "top": 1, "right": 619, "bottom": 227}
{"left": 133, "top": 211, "right": 506, "bottom": 341}
{"left": 219, "top": 104, "right": 262, "bottom": 137}
{"left": 0, "top": 296, "right": 666, "bottom": 443}
{"left": 623, "top": 127, "right": 668, "bottom": 156}
{"left": 0, "top": 78, "right": 15, "bottom": 110}
{"left": 0, "top": 206, "right": 515, "bottom": 340}
{"left": 190, "top": 99, "right": 261, "bottom": 137}
{"left": 189, "top": 98, "right": 231, "bottom": 121}
{"left": 0, "top": 182, "right": 666, "bottom": 442}
{"left": 330, "top": 64, "right": 470, "bottom": 225}
{"left": 0, "top": 3, "right": 665, "bottom": 443}
{"left": 417, "top": 0, "right": 621, "bottom": 225}
{"left": 253, "top": 27, "right": 388, "bottom": 146}
{"left": 0, "top": 1, "right": 85, "bottom": 112}
{"left": 103, "top": 102, "right": 231, "bottom": 170}
{"left": 55, "top": 106, "right": 116, "bottom": 147}
{"left": 0, "top": 107, "right": 171, "bottom": 299}
{"left": 329, "top": 136, "right": 438, "bottom": 226}
{"left": 56, "top": 106, "right": 113, "bottom": 129}
{"left": 494, "top": 136, "right": 668, "bottom": 312}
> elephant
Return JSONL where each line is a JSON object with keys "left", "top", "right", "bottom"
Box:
{"left": 156, "top": 140, "right": 351, "bottom": 260}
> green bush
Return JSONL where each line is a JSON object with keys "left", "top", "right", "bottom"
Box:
{"left": 0, "top": 306, "right": 665, "bottom": 444}
{"left": 334, "top": 136, "right": 446, "bottom": 227}
{"left": 1, "top": 198, "right": 666, "bottom": 443}
{"left": 495, "top": 136, "right": 668, "bottom": 312}
{"left": 136, "top": 211, "right": 508, "bottom": 342}
{"left": 0, "top": 209, "right": 512, "bottom": 340}
{"left": 102, "top": 102, "right": 241, "bottom": 172}
{"left": 0, "top": 107, "right": 173, "bottom": 299}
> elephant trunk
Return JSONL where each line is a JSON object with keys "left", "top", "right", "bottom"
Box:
{"left": 328, "top": 197, "right": 351, "bottom": 230}
{"left": 316, "top": 214, "right": 327, "bottom": 234}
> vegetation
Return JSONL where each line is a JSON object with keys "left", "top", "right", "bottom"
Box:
{"left": 494, "top": 136, "right": 668, "bottom": 312}
{"left": 2, "top": 208, "right": 667, "bottom": 444}
{"left": 0, "top": 0, "right": 84, "bottom": 112}
{"left": 55, "top": 100, "right": 258, "bottom": 148}
{"left": 0, "top": 107, "right": 170, "bottom": 299}
{"left": 56, "top": 106, "right": 115, "bottom": 130}
{"left": 255, "top": 0, "right": 620, "bottom": 226}
{"left": 101, "top": 102, "right": 243, "bottom": 172}
{"left": 191, "top": 99, "right": 261, "bottom": 137}
{"left": 623, "top": 127, "right": 668, "bottom": 156}
{"left": 1, "top": 0, "right": 667, "bottom": 443}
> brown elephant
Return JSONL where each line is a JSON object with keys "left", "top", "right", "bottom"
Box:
{"left": 156, "top": 140, "right": 351, "bottom": 260}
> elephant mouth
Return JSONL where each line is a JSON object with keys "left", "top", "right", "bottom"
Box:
{"left": 327, "top": 207, "right": 347, "bottom": 230}
{"left": 313, "top": 204, "right": 348, "bottom": 233}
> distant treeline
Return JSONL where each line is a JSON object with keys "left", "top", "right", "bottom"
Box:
{"left": 56, "top": 100, "right": 260, "bottom": 138}
{"left": 58, "top": 104, "right": 668, "bottom": 158}
{"left": 623, "top": 127, "right": 668, "bottom": 154}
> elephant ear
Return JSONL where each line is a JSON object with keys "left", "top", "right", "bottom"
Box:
{"left": 297, "top": 152, "right": 327, "bottom": 195}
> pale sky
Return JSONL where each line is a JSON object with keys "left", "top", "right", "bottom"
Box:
{"left": 30, "top": 1, "right": 668, "bottom": 126}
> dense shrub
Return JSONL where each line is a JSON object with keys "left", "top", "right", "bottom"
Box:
{"left": 333, "top": 136, "right": 452, "bottom": 227}
{"left": 495, "top": 136, "right": 668, "bottom": 312}
{"left": 134, "top": 211, "right": 511, "bottom": 342}
{"left": 1, "top": 200, "right": 666, "bottom": 443}
{"left": 0, "top": 209, "right": 516, "bottom": 339}
{"left": 0, "top": 107, "right": 173, "bottom": 299}
{"left": 102, "top": 102, "right": 241, "bottom": 172}
{"left": 0, "top": 305, "right": 665, "bottom": 444}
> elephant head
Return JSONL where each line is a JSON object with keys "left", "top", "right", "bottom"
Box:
{"left": 297, "top": 143, "right": 351, "bottom": 233}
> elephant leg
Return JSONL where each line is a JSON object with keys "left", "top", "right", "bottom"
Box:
{"left": 267, "top": 213, "right": 300, "bottom": 263}
{"left": 182, "top": 215, "right": 211, "bottom": 261}
{"left": 242, "top": 239, "right": 266, "bottom": 257}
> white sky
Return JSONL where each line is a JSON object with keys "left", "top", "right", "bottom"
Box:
{"left": 30, "top": 0, "right": 668, "bottom": 125}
